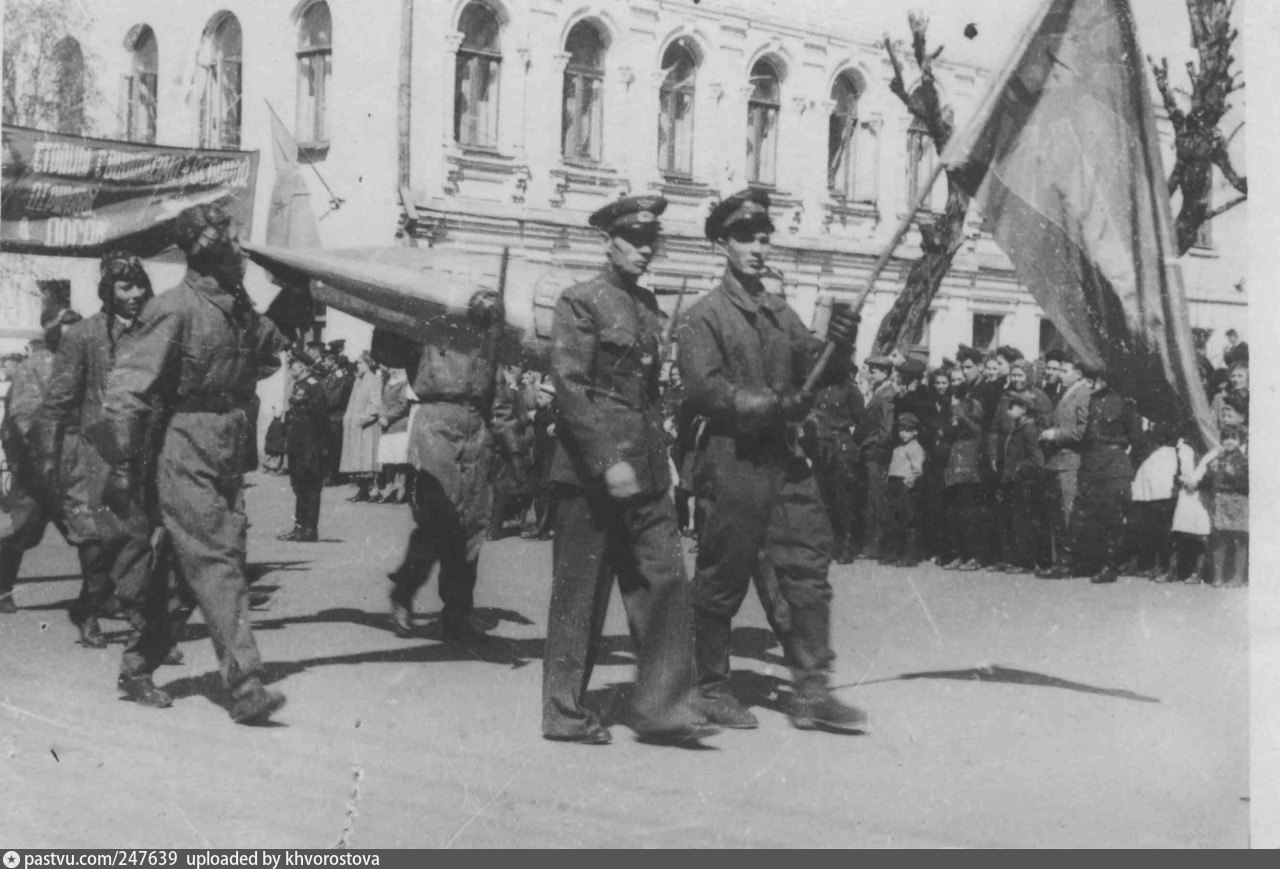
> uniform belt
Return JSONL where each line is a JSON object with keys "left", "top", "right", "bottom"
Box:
{"left": 172, "top": 395, "right": 243, "bottom": 413}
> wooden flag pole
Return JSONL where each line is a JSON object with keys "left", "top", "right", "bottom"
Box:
{"left": 801, "top": 157, "right": 949, "bottom": 394}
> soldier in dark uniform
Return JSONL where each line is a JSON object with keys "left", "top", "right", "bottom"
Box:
{"left": 386, "top": 291, "right": 514, "bottom": 644}
{"left": 33, "top": 252, "right": 174, "bottom": 704}
{"left": 278, "top": 351, "right": 328, "bottom": 542}
{"left": 805, "top": 354, "right": 864, "bottom": 564}
{"left": 679, "top": 189, "right": 864, "bottom": 734}
{"left": 1069, "top": 361, "right": 1142, "bottom": 583}
{"left": 0, "top": 308, "right": 83, "bottom": 617}
{"left": 542, "top": 195, "right": 718, "bottom": 746}
{"left": 320, "top": 345, "right": 354, "bottom": 485}
{"left": 96, "top": 203, "right": 308, "bottom": 724}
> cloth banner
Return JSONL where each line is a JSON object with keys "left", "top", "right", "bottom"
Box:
{"left": 942, "top": 0, "right": 1217, "bottom": 446}
{"left": 1, "top": 124, "right": 258, "bottom": 257}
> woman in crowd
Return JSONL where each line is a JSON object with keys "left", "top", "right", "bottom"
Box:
{"left": 341, "top": 353, "right": 384, "bottom": 502}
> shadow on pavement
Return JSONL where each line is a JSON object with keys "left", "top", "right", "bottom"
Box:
{"left": 847, "top": 664, "right": 1160, "bottom": 703}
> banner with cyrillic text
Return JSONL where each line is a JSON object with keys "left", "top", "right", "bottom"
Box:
{"left": 1, "top": 124, "right": 258, "bottom": 257}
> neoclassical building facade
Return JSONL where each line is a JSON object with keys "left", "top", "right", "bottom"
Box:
{"left": 1, "top": 0, "right": 1247, "bottom": 364}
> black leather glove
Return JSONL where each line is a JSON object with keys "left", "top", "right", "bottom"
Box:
{"left": 777, "top": 390, "right": 814, "bottom": 422}
{"left": 827, "top": 303, "right": 861, "bottom": 348}
{"left": 733, "top": 388, "right": 781, "bottom": 432}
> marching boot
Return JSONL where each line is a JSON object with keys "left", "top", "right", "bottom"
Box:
{"left": 118, "top": 674, "right": 173, "bottom": 709}
{"left": 229, "top": 677, "right": 286, "bottom": 724}
{"left": 785, "top": 603, "right": 866, "bottom": 733}
{"left": 68, "top": 603, "right": 108, "bottom": 649}
{"left": 693, "top": 609, "right": 734, "bottom": 694}
{"left": 787, "top": 674, "right": 868, "bottom": 734}
{"left": 0, "top": 592, "right": 15, "bottom": 615}
{"left": 0, "top": 546, "right": 22, "bottom": 612}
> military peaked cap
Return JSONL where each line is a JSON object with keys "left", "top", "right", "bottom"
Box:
{"left": 866, "top": 354, "right": 895, "bottom": 371}
{"left": 705, "top": 188, "right": 775, "bottom": 240}
{"left": 897, "top": 412, "right": 921, "bottom": 431}
{"left": 588, "top": 195, "right": 667, "bottom": 234}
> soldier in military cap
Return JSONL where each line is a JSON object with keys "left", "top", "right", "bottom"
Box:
{"left": 855, "top": 354, "right": 899, "bottom": 560}
{"left": 543, "top": 195, "right": 719, "bottom": 746}
{"left": 678, "top": 188, "right": 865, "bottom": 734}
{"left": 278, "top": 350, "right": 328, "bottom": 542}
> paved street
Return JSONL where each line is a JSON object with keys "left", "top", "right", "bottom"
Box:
{"left": 1, "top": 473, "right": 1250, "bottom": 848}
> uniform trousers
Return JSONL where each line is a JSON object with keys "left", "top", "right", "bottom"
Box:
{"left": 693, "top": 442, "right": 835, "bottom": 694}
{"left": 390, "top": 470, "right": 481, "bottom": 617}
{"left": 542, "top": 487, "right": 700, "bottom": 737}
{"left": 155, "top": 411, "right": 263, "bottom": 689}
{"left": 813, "top": 435, "right": 859, "bottom": 551}
{"left": 1069, "top": 474, "right": 1131, "bottom": 574}
{"left": 999, "top": 479, "right": 1047, "bottom": 567}
{"left": 288, "top": 453, "right": 323, "bottom": 532}
{"left": 861, "top": 459, "right": 888, "bottom": 559}
{"left": 879, "top": 477, "right": 922, "bottom": 562}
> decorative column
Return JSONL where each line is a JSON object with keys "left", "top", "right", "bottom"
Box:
{"left": 441, "top": 31, "right": 464, "bottom": 151}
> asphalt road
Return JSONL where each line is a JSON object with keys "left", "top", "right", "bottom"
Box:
{"left": 0, "top": 473, "right": 1251, "bottom": 847}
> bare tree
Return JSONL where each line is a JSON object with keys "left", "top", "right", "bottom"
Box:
{"left": 2, "top": 0, "right": 99, "bottom": 134}
{"left": 872, "top": 14, "right": 972, "bottom": 356}
{"left": 1149, "top": 0, "right": 1246, "bottom": 255}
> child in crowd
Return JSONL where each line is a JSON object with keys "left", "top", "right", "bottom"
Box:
{"left": 1200, "top": 424, "right": 1249, "bottom": 588}
{"left": 880, "top": 413, "right": 926, "bottom": 567}
{"left": 1128, "top": 423, "right": 1179, "bottom": 579}
{"left": 1161, "top": 429, "right": 1211, "bottom": 584}
{"left": 996, "top": 391, "right": 1045, "bottom": 573}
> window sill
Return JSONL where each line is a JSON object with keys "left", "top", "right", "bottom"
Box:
{"left": 298, "top": 142, "right": 330, "bottom": 163}
{"left": 658, "top": 176, "right": 711, "bottom": 199}
{"left": 826, "top": 196, "right": 879, "bottom": 219}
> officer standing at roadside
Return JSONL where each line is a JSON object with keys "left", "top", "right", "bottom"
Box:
{"left": 678, "top": 189, "right": 866, "bottom": 734}
{"left": 542, "top": 195, "right": 718, "bottom": 747}
{"left": 279, "top": 350, "right": 328, "bottom": 542}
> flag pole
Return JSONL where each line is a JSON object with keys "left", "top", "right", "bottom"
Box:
{"left": 801, "top": 157, "right": 948, "bottom": 393}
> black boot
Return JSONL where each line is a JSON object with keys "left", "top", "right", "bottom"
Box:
{"left": 69, "top": 607, "right": 107, "bottom": 649}
{"left": 118, "top": 674, "right": 173, "bottom": 708}
{"left": 787, "top": 676, "right": 868, "bottom": 733}
{"left": 0, "top": 592, "right": 15, "bottom": 615}
{"left": 229, "top": 677, "right": 286, "bottom": 724}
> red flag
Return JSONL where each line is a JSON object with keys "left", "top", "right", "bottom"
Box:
{"left": 944, "top": 0, "right": 1217, "bottom": 445}
{"left": 265, "top": 108, "right": 321, "bottom": 249}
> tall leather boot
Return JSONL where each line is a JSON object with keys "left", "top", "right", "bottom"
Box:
{"left": 785, "top": 603, "right": 866, "bottom": 733}
{"left": 690, "top": 609, "right": 756, "bottom": 727}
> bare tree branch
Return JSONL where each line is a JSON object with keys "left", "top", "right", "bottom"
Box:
{"left": 1205, "top": 194, "right": 1246, "bottom": 221}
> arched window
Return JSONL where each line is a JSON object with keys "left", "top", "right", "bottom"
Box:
{"left": 198, "top": 14, "right": 243, "bottom": 149}
{"left": 52, "top": 37, "right": 86, "bottom": 134}
{"left": 454, "top": 2, "right": 501, "bottom": 149}
{"left": 657, "top": 40, "right": 697, "bottom": 178}
{"left": 124, "top": 26, "right": 158, "bottom": 143}
{"left": 746, "top": 59, "right": 780, "bottom": 186}
{"left": 296, "top": 2, "right": 332, "bottom": 146}
{"left": 561, "top": 21, "right": 606, "bottom": 163}
{"left": 828, "top": 71, "right": 861, "bottom": 198}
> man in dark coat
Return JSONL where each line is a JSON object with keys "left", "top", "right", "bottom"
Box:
{"left": 1068, "top": 362, "right": 1142, "bottom": 583}
{"left": 1037, "top": 355, "right": 1091, "bottom": 577}
{"left": 806, "top": 354, "right": 864, "bottom": 563}
{"left": 679, "top": 188, "right": 865, "bottom": 734}
{"left": 541, "top": 195, "right": 718, "bottom": 746}
{"left": 33, "top": 253, "right": 169, "bottom": 702}
{"left": 95, "top": 203, "right": 307, "bottom": 724}
{"left": 278, "top": 351, "right": 328, "bottom": 542}
{"left": 0, "top": 309, "right": 82, "bottom": 617}
{"left": 854, "top": 355, "right": 897, "bottom": 561}
{"left": 386, "top": 292, "right": 515, "bottom": 644}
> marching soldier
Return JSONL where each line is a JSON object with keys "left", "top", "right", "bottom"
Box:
{"left": 1069, "top": 361, "right": 1142, "bottom": 584}
{"left": 95, "top": 202, "right": 309, "bottom": 725}
{"left": 542, "top": 195, "right": 718, "bottom": 746}
{"left": 806, "top": 355, "right": 865, "bottom": 564}
{"left": 386, "top": 291, "right": 514, "bottom": 643}
{"left": 0, "top": 307, "right": 83, "bottom": 618}
{"left": 678, "top": 188, "right": 865, "bottom": 734}
{"left": 33, "top": 252, "right": 169, "bottom": 703}
{"left": 278, "top": 351, "right": 328, "bottom": 542}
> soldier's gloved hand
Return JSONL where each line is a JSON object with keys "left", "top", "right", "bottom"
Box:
{"left": 733, "top": 388, "right": 781, "bottom": 431}
{"left": 826, "top": 304, "right": 861, "bottom": 348}
{"left": 101, "top": 465, "right": 136, "bottom": 516}
{"left": 603, "top": 461, "right": 641, "bottom": 500}
{"left": 467, "top": 290, "right": 504, "bottom": 329}
{"left": 777, "top": 390, "right": 814, "bottom": 422}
